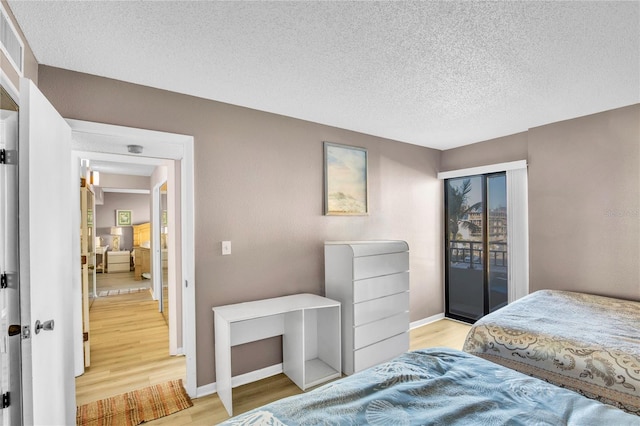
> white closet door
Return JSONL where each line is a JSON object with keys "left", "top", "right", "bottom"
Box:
{"left": 19, "top": 78, "right": 75, "bottom": 425}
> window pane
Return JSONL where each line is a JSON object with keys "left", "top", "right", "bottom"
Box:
{"left": 488, "top": 174, "right": 507, "bottom": 312}
{"left": 446, "top": 176, "right": 484, "bottom": 321}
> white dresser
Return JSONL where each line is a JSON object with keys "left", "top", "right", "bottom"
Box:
{"left": 107, "top": 250, "right": 130, "bottom": 273}
{"left": 325, "top": 240, "right": 410, "bottom": 375}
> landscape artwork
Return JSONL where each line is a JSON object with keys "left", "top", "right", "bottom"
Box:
{"left": 324, "top": 142, "right": 368, "bottom": 215}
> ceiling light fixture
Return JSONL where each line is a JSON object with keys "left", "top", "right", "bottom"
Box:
{"left": 127, "top": 144, "right": 143, "bottom": 154}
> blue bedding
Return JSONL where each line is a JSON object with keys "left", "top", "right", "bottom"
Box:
{"left": 219, "top": 348, "right": 639, "bottom": 425}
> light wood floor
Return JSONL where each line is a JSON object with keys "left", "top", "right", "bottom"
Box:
{"left": 76, "top": 287, "right": 184, "bottom": 406}
{"left": 77, "top": 284, "right": 471, "bottom": 425}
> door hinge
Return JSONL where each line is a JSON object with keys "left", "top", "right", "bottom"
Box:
{"left": 83, "top": 332, "right": 89, "bottom": 342}
{"left": 21, "top": 326, "right": 30, "bottom": 340}
{"left": 1, "top": 392, "right": 9, "bottom": 409}
{"left": 0, "top": 273, "right": 15, "bottom": 289}
{"left": 0, "top": 149, "right": 16, "bottom": 165}
{"left": 0, "top": 272, "right": 18, "bottom": 288}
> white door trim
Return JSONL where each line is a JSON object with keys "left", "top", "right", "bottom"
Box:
{"left": 67, "top": 119, "right": 197, "bottom": 397}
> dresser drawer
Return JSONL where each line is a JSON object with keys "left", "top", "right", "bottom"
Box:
{"left": 353, "top": 311, "right": 409, "bottom": 350}
{"left": 354, "top": 272, "right": 409, "bottom": 303}
{"left": 354, "top": 291, "right": 409, "bottom": 326}
{"left": 353, "top": 331, "right": 409, "bottom": 372}
{"left": 108, "top": 263, "right": 129, "bottom": 273}
{"left": 353, "top": 252, "right": 408, "bottom": 280}
{"left": 108, "top": 251, "right": 130, "bottom": 273}
{"left": 109, "top": 251, "right": 130, "bottom": 263}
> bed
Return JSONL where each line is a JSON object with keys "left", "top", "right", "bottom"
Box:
{"left": 219, "top": 347, "right": 638, "bottom": 425}
{"left": 463, "top": 289, "right": 640, "bottom": 415}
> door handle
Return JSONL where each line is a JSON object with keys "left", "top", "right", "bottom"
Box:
{"left": 35, "top": 319, "right": 54, "bottom": 334}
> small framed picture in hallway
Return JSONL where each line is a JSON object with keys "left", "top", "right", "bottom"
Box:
{"left": 116, "top": 209, "right": 132, "bottom": 226}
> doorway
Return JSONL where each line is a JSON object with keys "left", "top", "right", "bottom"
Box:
{"left": 68, "top": 119, "right": 196, "bottom": 398}
{"left": 444, "top": 173, "right": 508, "bottom": 323}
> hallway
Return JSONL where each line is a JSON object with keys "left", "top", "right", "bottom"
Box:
{"left": 76, "top": 278, "right": 185, "bottom": 406}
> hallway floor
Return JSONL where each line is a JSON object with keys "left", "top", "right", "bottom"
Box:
{"left": 76, "top": 286, "right": 185, "bottom": 407}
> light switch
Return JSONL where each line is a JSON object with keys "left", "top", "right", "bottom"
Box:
{"left": 222, "top": 241, "right": 231, "bottom": 255}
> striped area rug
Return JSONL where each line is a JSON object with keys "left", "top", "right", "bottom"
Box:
{"left": 96, "top": 286, "right": 150, "bottom": 297}
{"left": 76, "top": 379, "right": 193, "bottom": 426}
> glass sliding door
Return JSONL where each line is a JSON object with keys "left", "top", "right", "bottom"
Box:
{"left": 445, "top": 172, "right": 507, "bottom": 323}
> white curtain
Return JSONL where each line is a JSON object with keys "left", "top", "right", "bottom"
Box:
{"left": 506, "top": 167, "right": 529, "bottom": 302}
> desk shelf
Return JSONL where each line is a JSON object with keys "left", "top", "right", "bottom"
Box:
{"left": 283, "top": 304, "right": 341, "bottom": 390}
{"left": 305, "top": 358, "right": 340, "bottom": 388}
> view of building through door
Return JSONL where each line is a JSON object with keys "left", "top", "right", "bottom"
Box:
{"left": 445, "top": 173, "right": 508, "bottom": 323}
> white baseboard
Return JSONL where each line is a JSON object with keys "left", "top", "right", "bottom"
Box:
{"left": 196, "top": 382, "right": 216, "bottom": 398}
{"left": 196, "top": 363, "right": 284, "bottom": 398}
{"left": 410, "top": 313, "right": 444, "bottom": 330}
{"left": 195, "top": 315, "right": 446, "bottom": 399}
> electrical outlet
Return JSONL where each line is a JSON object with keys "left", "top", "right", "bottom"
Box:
{"left": 222, "top": 241, "right": 231, "bottom": 255}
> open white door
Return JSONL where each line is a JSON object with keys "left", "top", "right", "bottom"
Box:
{"left": 18, "top": 79, "right": 75, "bottom": 425}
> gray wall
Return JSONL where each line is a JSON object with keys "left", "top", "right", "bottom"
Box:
{"left": 440, "top": 132, "right": 528, "bottom": 171}
{"left": 441, "top": 104, "right": 640, "bottom": 301}
{"left": 527, "top": 106, "right": 639, "bottom": 300}
{"left": 38, "top": 65, "right": 443, "bottom": 386}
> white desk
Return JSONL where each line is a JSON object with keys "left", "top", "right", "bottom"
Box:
{"left": 213, "top": 293, "right": 341, "bottom": 416}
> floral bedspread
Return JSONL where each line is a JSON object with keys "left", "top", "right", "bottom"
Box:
{"left": 463, "top": 289, "right": 640, "bottom": 415}
{"left": 219, "top": 348, "right": 638, "bottom": 425}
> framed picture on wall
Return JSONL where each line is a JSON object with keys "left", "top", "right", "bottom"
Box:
{"left": 323, "top": 142, "right": 368, "bottom": 215}
{"left": 116, "top": 209, "right": 132, "bottom": 226}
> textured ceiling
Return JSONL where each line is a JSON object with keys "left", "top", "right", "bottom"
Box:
{"left": 7, "top": 1, "right": 640, "bottom": 150}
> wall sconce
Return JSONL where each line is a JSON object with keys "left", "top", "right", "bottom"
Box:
{"left": 110, "top": 226, "right": 123, "bottom": 251}
{"left": 90, "top": 170, "right": 100, "bottom": 186}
